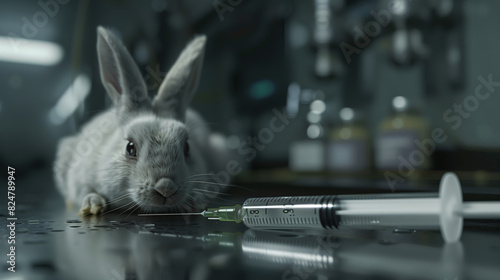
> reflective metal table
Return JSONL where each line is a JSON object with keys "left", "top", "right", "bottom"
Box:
{"left": 2, "top": 168, "right": 500, "bottom": 280}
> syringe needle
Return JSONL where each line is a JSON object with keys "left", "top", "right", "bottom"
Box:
{"left": 138, "top": 212, "right": 203, "bottom": 216}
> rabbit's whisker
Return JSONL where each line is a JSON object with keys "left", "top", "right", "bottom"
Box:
{"left": 105, "top": 193, "right": 130, "bottom": 205}
{"left": 102, "top": 200, "right": 135, "bottom": 216}
{"left": 192, "top": 189, "right": 230, "bottom": 196}
{"left": 123, "top": 204, "right": 140, "bottom": 220}
{"left": 185, "top": 180, "right": 256, "bottom": 192}
{"left": 118, "top": 202, "right": 139, "bottom": 217}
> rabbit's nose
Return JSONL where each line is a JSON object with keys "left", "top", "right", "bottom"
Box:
{"left": 154, "top": 178, "right": 177, "bottom": 198}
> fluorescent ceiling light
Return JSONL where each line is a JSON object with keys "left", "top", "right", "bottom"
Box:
{"left": 48, "top": 74, "right": 91, "bottom": 125}
{"left": 0, "top": 36, "right": 63, "bottom": 66}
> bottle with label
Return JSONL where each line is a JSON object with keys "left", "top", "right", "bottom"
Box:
{"left": 327, "top": 107, "right": 370, "bottom": 173}
{"left": 375, "top": 96, "right": 431, "bottom": 171}
{"left": 289, "top": 99, "right": 326, "bottom": 172}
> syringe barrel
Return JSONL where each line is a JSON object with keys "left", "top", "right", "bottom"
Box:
{"left": 242, "top": 193, "right": 441, "bottom": 231}
{"left": 242, "top": 196, "right": 339, "bottom": 230}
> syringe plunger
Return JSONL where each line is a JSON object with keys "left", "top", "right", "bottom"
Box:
{"left": 240, "top": 173, "right": 500, "bottom": 243}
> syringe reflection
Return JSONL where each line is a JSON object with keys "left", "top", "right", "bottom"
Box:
{"left": 139, "top": 226, "right": 500, "bottom": 280}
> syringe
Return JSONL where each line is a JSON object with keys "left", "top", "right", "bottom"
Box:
{"left": 139, "top": 173, "right": 500, "bottom": 242}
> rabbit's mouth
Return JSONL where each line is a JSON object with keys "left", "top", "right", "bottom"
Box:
{"left": 148, "top": 188, "right": 186, "bottom": 207}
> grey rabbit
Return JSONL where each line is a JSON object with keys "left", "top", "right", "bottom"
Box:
{"left": 54, "top": 26, "right": 231, "bottom": 215}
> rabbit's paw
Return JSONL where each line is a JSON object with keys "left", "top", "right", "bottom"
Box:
{"left": 79, "top": 193, "right": 107, "bottom": 216}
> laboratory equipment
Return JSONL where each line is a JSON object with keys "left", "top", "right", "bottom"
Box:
{"left": 139, "top": 173, "right": 500, "bottom": 242}
{"left": 289, "top": 90, "right": 327, "bottom": 172}
{"left": 376, "top": 96, "right": 431, "bottom": 170}
{"left": 327, "top": 107, "right": 371, "bottom": 172}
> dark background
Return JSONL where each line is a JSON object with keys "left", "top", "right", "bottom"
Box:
{"left": 0, "top": 0, "right": 499, "bottom": 176}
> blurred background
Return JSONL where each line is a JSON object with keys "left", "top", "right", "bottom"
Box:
{"left": 1, "top": 0, "right": 500, "bottom": 187}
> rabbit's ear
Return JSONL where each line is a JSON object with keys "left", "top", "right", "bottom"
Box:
{"left": 152, "top": 35, "right": 206, "bottom": 121}
{"left": 97, "top": 26, "right": 150, "bottom": 113}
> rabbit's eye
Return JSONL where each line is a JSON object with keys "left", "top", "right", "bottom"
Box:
{"left": 184, "top": 140, "right": 190, "bottom": 158}
{"left": 126, "top": 141, "right": 137, "bottom": 158}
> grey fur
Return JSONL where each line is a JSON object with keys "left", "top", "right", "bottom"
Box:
{"left": 53, "top": 27, "right": 229, "bottom": 215}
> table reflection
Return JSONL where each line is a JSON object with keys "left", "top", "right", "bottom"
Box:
{"left": 49, "top": 215, "right": 500, "bottom": 280}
